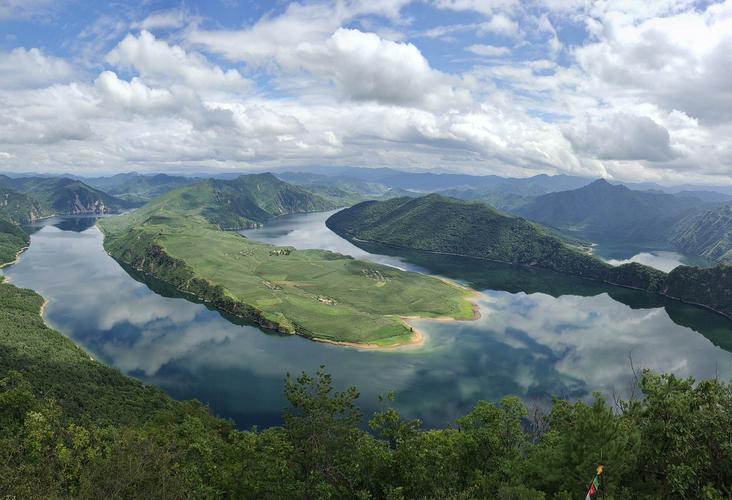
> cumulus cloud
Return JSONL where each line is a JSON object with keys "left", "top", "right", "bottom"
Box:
{"left": 106, "top": 31, "right": 251, "bottom": 93}
{"left": 478, "top": 14, "right": 520, "bottom": 37}
{"left": 305, "top": 28, "right": 470, "bottom": 108}
{"left": 0, "top": 0, "right": 730, "bottom": 185}
{"left": 573, "top": 1, "right": 732, "bottom": 126}
{"left": 0, "top": 48, "right": 74, "bottom": 89}
{"left": 564, "top": 113, "right": 677, "bottom": 162}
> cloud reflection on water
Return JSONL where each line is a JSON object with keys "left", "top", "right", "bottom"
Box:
{"left": 3, "top": 217, "right": 732, "bottom": 428}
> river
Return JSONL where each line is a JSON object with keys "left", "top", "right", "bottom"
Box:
{"left": 2, "top": 212, "right": 731, "bottom": 429}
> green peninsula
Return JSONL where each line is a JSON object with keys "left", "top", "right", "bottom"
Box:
{"left": 99, "top": 176, "right": 475, "bottom": 347}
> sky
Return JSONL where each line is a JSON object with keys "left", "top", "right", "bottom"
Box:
{"left": 0, "top": 0, "right": 730, "bottom": 185}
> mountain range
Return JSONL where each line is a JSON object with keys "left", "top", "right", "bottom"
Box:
{"left": 0, "top": 175, "right": 133, "bottom": 220}
{"left": 113, "top": 173, "right": 338, "bottom": 231}
{"left": 82, "top": 172, "right": 198, "bottom": 203}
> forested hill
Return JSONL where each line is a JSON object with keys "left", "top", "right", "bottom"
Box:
{"left": 514, "top": 179, "right": 705, "bottom": 244}
{"left": 0, "top": 214, "right": 29, "bottom": 266}
{"left": 671, "top": 204, "right": 732, "bottom": 265}
{"left": 327, "top": 195, "right": 732, "bottom": 319}
{"left": 326, "top": 194, "right": 610, "bottom": 278}
{"left": 0, "top": 175, "right": 133, "bottom": 215}
{"left": 111, "top": 172, "right": 338, "bottom": 230}
{"left": 0, "top": 187, "right": 45, "bottom": 224}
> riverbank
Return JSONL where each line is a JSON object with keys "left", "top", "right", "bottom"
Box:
{"left": 0, "top": 244, "right": 28, "bottom": 270}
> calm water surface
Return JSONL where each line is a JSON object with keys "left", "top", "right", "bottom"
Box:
{"left": 2, "top": 213, "right": 731, "bottom": 429}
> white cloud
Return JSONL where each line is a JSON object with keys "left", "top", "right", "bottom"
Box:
{"left": 466, "top": 44, "right": 511, "bottom": 57}
{"left": 573, "top": 1, "right": 732, "bottom": 126}
{"left": 133, "top": 8, "right": 190, "bottom": 31}
{"left": 0, "top": 0, "right": 729, "bottom": 186}
{"left": 564, "top": 113, "right": 677, "bottom": 162}
{"left": 478, "top": 13, "right": 519, "bottom": 37}
{"left": 187, "top": 0, "right": 413, "bottom": 63}
{"left": 106, "top": 31, "right": 251, "bottom": 93}
{"left": 302, "top": 28, "right": 470, "bottom": 108}
{"left": 0, "top": 48, "right": 74, "bottom": 89}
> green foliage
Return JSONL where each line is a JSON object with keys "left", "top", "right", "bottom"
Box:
{"left": 102, "top": 173, "right": 339, "bottom": 232}
{"left": 665, "top": 264, "right": 732, "bottom": 318}
{"left": 0, "top": 187, "right": 46, "bottom": 224}
{"left": 2, "top": 364, "right": 732, "bottom": 499}
{"left": 0, "top": 214, "right": 29, "bottom": 266}
{"left": 326, "top": 194, "right": 610, "bottom": 281}
{"left": 603, "top": 262, "right": 667, "bottom": 292}
{"left": 0, "top": 282, "right": 173, "bottom": 426}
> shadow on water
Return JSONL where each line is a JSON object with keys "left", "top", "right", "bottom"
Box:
{"left": 348, "top": 240, "right": 732, "bottom": 352}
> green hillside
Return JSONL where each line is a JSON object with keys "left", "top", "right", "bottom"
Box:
{"left": 326, "top": 194, "right": 610, "bottom": 278}
{"left": 112, "top": 173, "right": 339, "bottom": 231}
{"left": 327, "top": 195, "right": 732, "bottom": 319}
{"left": 0, "top": 176, "right": 133, "bottom": 215}
{"left": 0, "top": 187, "right": 46, "bottom": 224}
{"left": 671, "top": 205, "right": 732, "bottom": 264}
{"left": 515, "top": 179, "right": 705, "bottom": 245}
{"left": 0, "top": 215, "right": 29, "bottom": 266}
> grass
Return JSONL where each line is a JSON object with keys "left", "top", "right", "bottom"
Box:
{"left": 100, "top": 214, "right": 474, "bottom": 346}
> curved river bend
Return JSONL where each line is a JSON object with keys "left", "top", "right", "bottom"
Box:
{"left": 3, "top": 212, "right": 731, "bottom": 429}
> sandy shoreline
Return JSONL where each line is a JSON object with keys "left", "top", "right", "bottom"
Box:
{"left": 313, "top": 287, "right": 482, "bottom": 351}
{"left": 0, "top": 245, "right": 29, "bottom": 272}
{"left": 39, "top": 298, "right": 49, "bottom": 319}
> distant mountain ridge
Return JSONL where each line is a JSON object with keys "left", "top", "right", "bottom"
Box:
{"left": 115, "top": 173, "right": 338, "bottom": 230}
{"left": 82, "top": 172, "right": 197, "bottom": 203}
{"left": 514, "top": 179, "right": 709, "bottom": 245}
{"left": 0, "top": 175, "right": 133, "bottom": 217}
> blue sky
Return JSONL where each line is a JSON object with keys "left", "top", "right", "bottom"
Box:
{"left": 0, "top": 0, "right": 730, "bottom": 185}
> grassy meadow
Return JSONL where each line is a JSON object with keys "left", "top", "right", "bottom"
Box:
{"left": 101, "top": 214, "right": 474, "bottom": 346}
